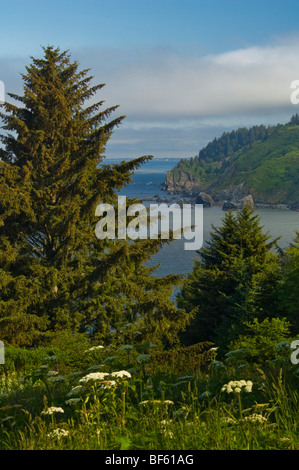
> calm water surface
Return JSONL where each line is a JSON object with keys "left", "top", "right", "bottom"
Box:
{"left": 109, "top": 157, "right": 299, "bottom": 278}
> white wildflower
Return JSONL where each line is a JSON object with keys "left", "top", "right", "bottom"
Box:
{"left": 79, "top": 372, "right": 109, "bottom": 383}
{"left": 221, "top": 416, "right": 237, "bottom": 425}
{"left": 100, "top": 380, "right": 116, "bottom": 389}
{"left": 47, "top": 371, "right": 59, "bottom": 377}
{"left": 160, "top": 419, "right": 174, "bottom": 438}
{"left": 139, "top": 399, "right": 174, "bottom": 406}
{"left": 161, "top": 419, "right": 172, "bottom": 425}
{"left": 280, "top": 437, "right": 291, "bottom": 445}
{"left": 111, "top": 370, "right": 132, "bottom": 379}
{"left": 41, "top": 406, "right": 64, "bottom": 415}
{"left": 241, "top": 413, "right": 267, "bottom": 424}
{"left": 47, "top": 428, "right": 69, "bottom": 439}
{"left": 221, "top": 380, "right": 253, "bottom": 394}
{"left": 85, "top": 346, "right": 104, "bottom": 353}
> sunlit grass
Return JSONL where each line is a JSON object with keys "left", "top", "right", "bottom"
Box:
{"left": 0, "top": 341, "right": 298, "bottom": 450}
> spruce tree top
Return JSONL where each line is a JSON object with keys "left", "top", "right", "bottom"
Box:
{"left": 0, "top": 46, "right": 188, "bottom": 347}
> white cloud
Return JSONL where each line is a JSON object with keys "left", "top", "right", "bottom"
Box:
{"left": 1, "top": 38, "right": 299, "bottom": 158}
{"left": 93, "top": 39, "right": 299, "bottom": 121}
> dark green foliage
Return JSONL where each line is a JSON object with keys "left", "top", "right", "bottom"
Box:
{"left": 288, "top": 113, "right": 299, "bottom": 126}
{"left": 228, "top": 317, "right": 292, "bottom": 364}
{"left": 177, "top": 207, "right": 281, "bottom": 351}
{"left": 148, "top": 341, "right": 214, "bottom": 376}
{"left": 0, "top": 345, "right": 60, "bottom": 374}
{"left": 0, "top": 46, "right": 190, "bottom": 347}
{"left": 277, "top": 232, "right": 299, "bottom": 332}
{"left": 196, "top": 124, "right": 273, "bottom": 163}
{"left": 167, "top": 124, "right": 275, "bottom": 186}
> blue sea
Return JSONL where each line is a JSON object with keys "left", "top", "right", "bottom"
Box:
{"left": 108, "top": 157, "right": 299, "bottom": 280}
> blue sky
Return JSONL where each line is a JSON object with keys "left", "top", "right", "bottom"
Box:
{"left": 1, "top": 0, "right": 299, "bottom": 158}
{"left": 2, "top": 0, "right": 299, "bottom": 56}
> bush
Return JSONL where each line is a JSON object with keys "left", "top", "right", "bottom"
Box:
{"left": 1, "top": 345, "right": 61, "bottom": 375}
{"left": 227, "top": 317, "right": 293, "bottom": 364}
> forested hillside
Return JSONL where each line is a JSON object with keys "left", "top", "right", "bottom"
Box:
{"left": 164, "top": 116, "right": 299, "bottom": 207}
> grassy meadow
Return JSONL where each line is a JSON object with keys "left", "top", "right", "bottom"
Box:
{"left": 0, "top": 330, "right": 298, "bottom": 450}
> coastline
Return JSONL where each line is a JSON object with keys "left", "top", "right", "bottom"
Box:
{"left": 144, "top": 188, "right": 299, "bottom": 212}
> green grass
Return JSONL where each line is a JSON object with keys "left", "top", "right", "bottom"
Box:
{"left": 0, "top": 339, "right": 298, "bottom": 450}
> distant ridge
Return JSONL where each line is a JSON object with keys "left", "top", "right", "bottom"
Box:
{"left": 163, "top": 115, "right": 299, "bottom": 209}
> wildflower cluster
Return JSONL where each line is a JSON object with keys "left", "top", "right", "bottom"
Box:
{"left": 241, "top": 413, "right": 267, "bottom": 424}
{"left": 111, "top": 370, "right": 131, "bottom": 379}
{"left": 41, "top": 407, "right": 64, "bottom": 415}
{"left": 79, "top": 372, "right": 110, "bottom": 384}
{"left": 84, "top": 346, "right": 104, "bottom": 353}
{"left": 78, "top": 370, "right": 131, "bottom": 385}
{"left": 221, "top": 380, "right": 253, "bottom": 394}
{"left": 222, "top": 413, "right": 267, "bottom": 426}
{"left": 139, "top": 400, "right": 174, "bottom": 406}
{"left": 160, "top": 419, "right": 174, "bottom": 439}
{"left": 47, "top": 428, "right": 69, "bottom": 439}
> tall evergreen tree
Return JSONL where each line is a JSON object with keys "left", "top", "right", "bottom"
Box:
{"left": 277, "top": 232, "right": 299, "bottom": 332}
{"left": 177, "top": 207, "right": 281, "bottom": 351}
{"left": 0, "top": 46, "right": 190, "bottom": 347}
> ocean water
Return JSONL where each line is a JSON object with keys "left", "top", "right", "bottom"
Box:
{"left": 108, "top": 157, "right": 299, "bottom": 279}
{"left": 116, "top": 157, "right": 181, "bottom": 202}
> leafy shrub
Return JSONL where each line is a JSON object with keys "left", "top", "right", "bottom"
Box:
{"left": 1, "top": 346, "right": 61, "bottom": 375}
{"left": 148, "top": 342, "right": 214, "bottom": 376}
{"left": 227, "top": 317, "right": 293, "bottom": 364}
